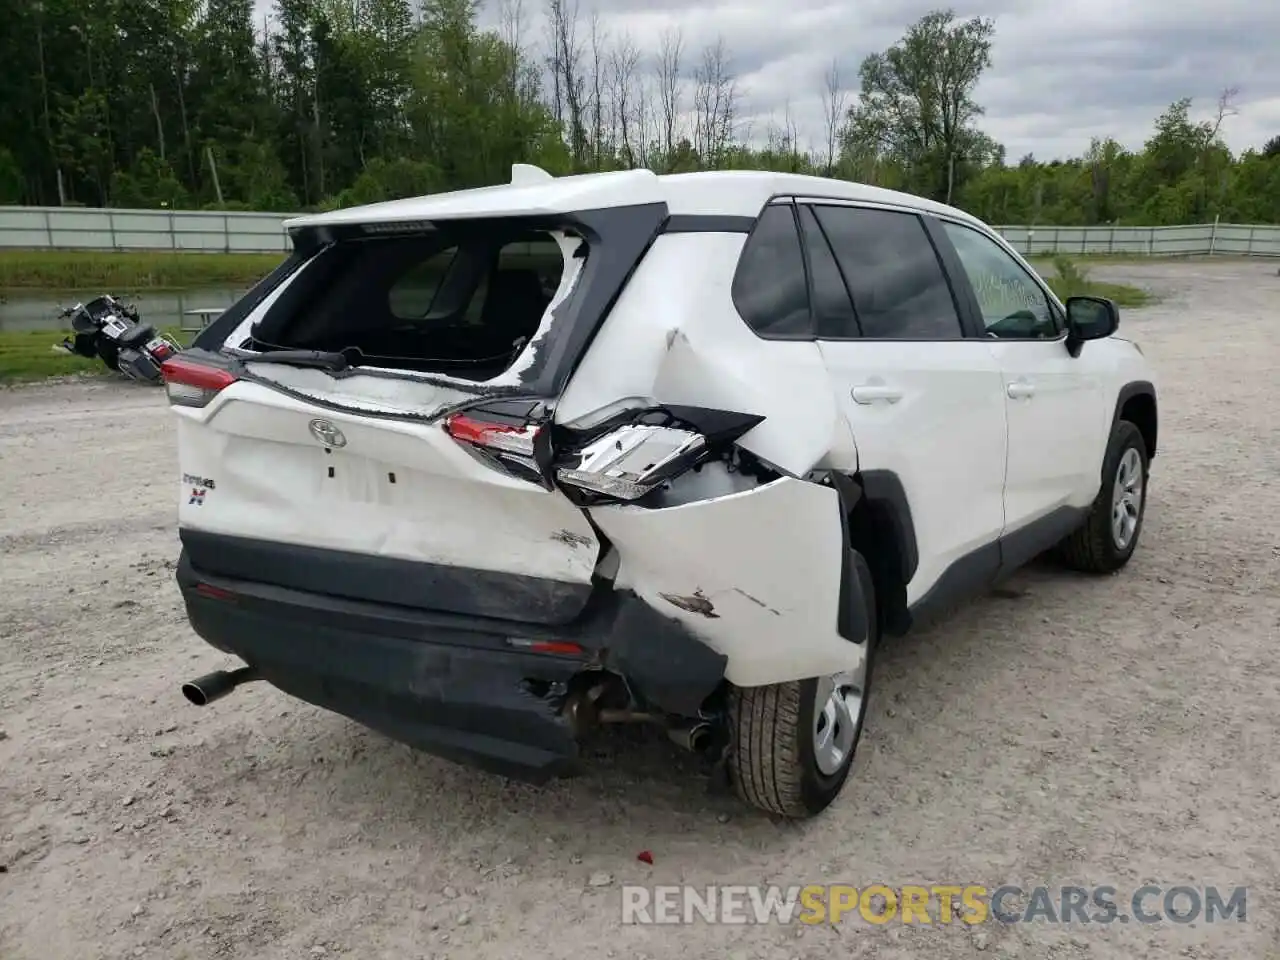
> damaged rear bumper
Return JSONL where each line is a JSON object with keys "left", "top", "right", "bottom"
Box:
{"left": 176, "top": 550, "right": 726, "bottom": 782}
{"left": 588, "top": 475, "right": 868, "bottom": 688}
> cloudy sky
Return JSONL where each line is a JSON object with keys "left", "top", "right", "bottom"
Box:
{"left": 260, "top": 0, "right": 1280, "bottom": 161}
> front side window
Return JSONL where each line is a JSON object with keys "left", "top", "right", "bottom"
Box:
{"left": 940, "top": 221, "right": 1058, "bottom": 339}
{"left": 811, "top": 205, "right": 964, "bottom": 340}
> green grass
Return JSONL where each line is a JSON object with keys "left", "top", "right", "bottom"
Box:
{"left": 0, "top": 250, "right": 282, "bottom": 292}
{"left": 1040, "top": 257, "right": 1152, "bottom": 307}
{"left": 1029, "top": 253, "right": 1155, "bottom": 265}
{"left": 1028, "top": 251, "right": 1238, "bottom": 265}
{"left": 0, "top": 327, "right": 191, "bottom": 383}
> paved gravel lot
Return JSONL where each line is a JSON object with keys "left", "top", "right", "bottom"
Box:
{"left": 1, "top": 260, "right": 1278, "bottom": 960}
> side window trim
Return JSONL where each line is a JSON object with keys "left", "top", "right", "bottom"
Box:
{"left": 918, "top": 216, "right": 989, "bottom": 340}
{"left": 785, "top": 201, "right": 818, "bottom": 338}
{"left": 926, "top": 214, "right": 1067, "bottom": 341}
{"left": 807, "top": 202, "right": 974, "bottom": 343}
{"left": 796, "top": 203, "right": 862, "bottom": 339}
{"left": 799, "top": 203, "right": 862, "bottom": 339}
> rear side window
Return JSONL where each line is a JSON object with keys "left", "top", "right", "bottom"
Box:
{"left": 731, "top": 204, "right": 811, "bottom": 337}
{"left": 811, "top": 205, "right": 964, "bottom": 340}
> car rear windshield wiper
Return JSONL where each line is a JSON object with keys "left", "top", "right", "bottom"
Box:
{"left": 249, "top": 347, "right": 353, "bottom": 372}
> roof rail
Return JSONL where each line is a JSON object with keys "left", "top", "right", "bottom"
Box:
{"left": 510, "top": 163, "right": 554, "bottom": 187}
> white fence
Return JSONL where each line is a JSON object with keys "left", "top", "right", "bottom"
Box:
{"left": 0, "top": 206, "right": 297, "bottom": 253}
{"left": 1, "top": 205, "right": 1279, "bottom": 257}
{"left": 994, "top": 222, "right": 1280, "bottom": 258}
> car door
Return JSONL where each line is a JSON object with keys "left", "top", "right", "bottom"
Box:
{"left": 799, "top": 201, "right": 1009, "bottom": 608}
{"left": 933, "top": 218, "right": 1107, "bottom": 544}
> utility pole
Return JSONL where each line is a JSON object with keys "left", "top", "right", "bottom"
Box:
{"left": 205, "top": 146, "right": 224, "bottom": 207}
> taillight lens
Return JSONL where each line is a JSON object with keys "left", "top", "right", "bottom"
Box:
{"left": 556, "top": 423, "right": 707, "bottom": 501}
{"left": 161, "top": 356, "right": 238, "bottom": 408}
{"left": 444, "top": 412, "right": 543, "bottom": 457}
{"left": 443, "top": 404, "right": 552, "bottom": 486}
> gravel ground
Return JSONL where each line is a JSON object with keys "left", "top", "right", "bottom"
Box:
{"left": 2, "top": 260, "right": 1278, "bottom": 960}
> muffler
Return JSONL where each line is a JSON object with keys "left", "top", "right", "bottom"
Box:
{"left": 667, "top": 722, "right": 712, "bottom": 753}
{"left": 181, "top": 666, "right": 258, "bottom": 706}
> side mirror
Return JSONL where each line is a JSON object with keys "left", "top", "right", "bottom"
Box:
{"left": 1064, "top": 296, "right": 1119, "bottom": 356}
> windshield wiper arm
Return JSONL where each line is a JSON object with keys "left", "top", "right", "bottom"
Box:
{"left": 250, "top": 348, "right": 352, "bottom": 372}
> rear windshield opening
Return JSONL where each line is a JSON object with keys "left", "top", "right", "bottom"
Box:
{"left": 246, "top": 226, "right": 576, "bottom": 382}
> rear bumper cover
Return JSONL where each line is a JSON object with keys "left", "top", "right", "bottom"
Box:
{"left": 176, "top": 551, "right": 727, "bottom": 782}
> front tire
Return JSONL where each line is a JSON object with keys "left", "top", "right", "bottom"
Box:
{"left": 1057, "top": 419, "right": 1149, "bottom": 573}
{"left": 727, "top": 552, "right": 877, "bottom": 818}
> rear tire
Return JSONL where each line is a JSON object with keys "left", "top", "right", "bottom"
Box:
{"left": 727, "top": 551, "right": 877, "bottom": 818}
{"left": 1057, "top": 420, "right": 1149, "bottom": 574}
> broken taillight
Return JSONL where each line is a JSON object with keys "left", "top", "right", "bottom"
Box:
{"left": 551, "top": 405, "right": 766, "bottom": 504}
{"left": 443, "top": 400, "right": 764, "bottom": 501}
{"left": 161, "top": 356, "right": 239, "bottom": 408}
{"left": 444, "top": 411, "right": 543, "bottom": 457}
{"left": 442, "top": 402, "right": 553, "bottom": 486}
{"left": 555, "top": 423, "right": 707, "bottom": 501}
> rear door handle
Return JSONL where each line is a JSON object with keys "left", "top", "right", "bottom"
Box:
{"left": 851, "top": 384, "right": 904, "bottom": 404}
{"left": 1007, "top": 380, "right": 1036, "bottom": 399}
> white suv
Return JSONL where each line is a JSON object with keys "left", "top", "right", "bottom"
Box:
{"left": 165, "top": 165, "right": 1157, "bottom": 818}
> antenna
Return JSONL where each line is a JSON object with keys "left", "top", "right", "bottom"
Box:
{"left": 510, "top": 164, "right": 554, "bottom": 186}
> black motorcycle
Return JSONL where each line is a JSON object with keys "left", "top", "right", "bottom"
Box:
{"left": 55, "top": 295, "right": 181, "bottom": 384}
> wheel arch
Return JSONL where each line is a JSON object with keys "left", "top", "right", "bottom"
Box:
{"left": 1113, "top": 381, "right": 1157, "bottom": 462}
{"left": 828, "top": 469, "right": 918, "bottom": 638}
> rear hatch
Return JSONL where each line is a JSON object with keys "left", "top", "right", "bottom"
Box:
{"left": 167, "top": 203, "right": 666, "bottom": 625}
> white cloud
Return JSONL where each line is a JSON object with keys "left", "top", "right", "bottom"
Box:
{"left": 255, "top": 0, "right": 1280, "bottom": 160}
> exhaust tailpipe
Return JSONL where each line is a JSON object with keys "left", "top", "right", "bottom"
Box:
{"left": 667, "top": 722, "right": 712, "bottom": 753}
{"left": 182, "top": 666, "right": 258, "bottom": 706}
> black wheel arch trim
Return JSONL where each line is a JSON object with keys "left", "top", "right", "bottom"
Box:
{"left": 1112, "top": 380, "right": 1157, "bottom": 460}
{"left": 826, "top": 471, "right": 870, "bottom": 645}
{"left": 822, "top": 469, "right": 918, "bottom": 644}
{"left": 855, "top": 470, "right": 920, "bottom": 585}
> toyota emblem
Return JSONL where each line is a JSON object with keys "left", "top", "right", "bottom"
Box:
{"left": 308, "top": 418, "right": 347, "bottom": 448}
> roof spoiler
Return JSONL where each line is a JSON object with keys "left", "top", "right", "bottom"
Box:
{"left": 511, "top": 163, "right": 554, "bottom": 187}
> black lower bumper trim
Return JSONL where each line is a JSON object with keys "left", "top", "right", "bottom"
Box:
{"left": 176, "top": 551, "right": 727, "bottom": 781}
{"left": 180, "top": 527, "right": 595, "bottom": 626}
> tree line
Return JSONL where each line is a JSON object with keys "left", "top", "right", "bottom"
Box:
{"left": 1, "top": 0, "right": 1277, "bottom": 225}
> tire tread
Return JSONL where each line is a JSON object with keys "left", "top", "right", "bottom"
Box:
{"left": 1058, "top": 420, "right": 1147, "bottom": 574}
{"left": 726, "top": 551, "right": 877, "bottom": 819}
{"left": 730, "top": 682, "right": 806, "bottom": 817}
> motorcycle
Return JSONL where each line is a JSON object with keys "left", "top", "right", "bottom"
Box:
{"left": 54, "top": 295, "right": 181, "bottom": 384}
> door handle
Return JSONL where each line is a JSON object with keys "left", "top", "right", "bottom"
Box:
{"left": 1007, "top": 380, "right": 1036, "bottom": 399}
{"left": 851, "top": 384, "right": 904, "bottom": 404}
